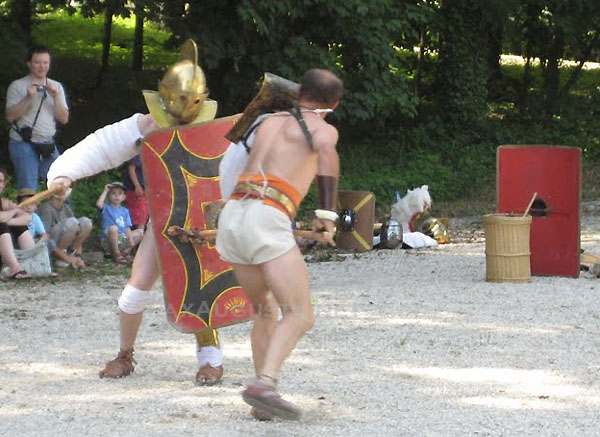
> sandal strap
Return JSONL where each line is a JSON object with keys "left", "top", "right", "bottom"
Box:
{"left": 258, "top": 374, "right": 278, "bottom": 385}
{"left": 11, "top": 270, "right": 29, "bottom": 279}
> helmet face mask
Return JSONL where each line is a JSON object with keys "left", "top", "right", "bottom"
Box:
{"left": 158, "top": 59, "right": 208, "bottom": 124}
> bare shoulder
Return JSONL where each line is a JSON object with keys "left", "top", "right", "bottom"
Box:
{"left": 312, "top": 121, "right": 339, "bottom": 151}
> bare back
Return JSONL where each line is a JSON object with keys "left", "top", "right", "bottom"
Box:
{"left": 245, "top": 110, "right": 339, "bottom": 199}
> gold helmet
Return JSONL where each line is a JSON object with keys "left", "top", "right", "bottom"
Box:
{"left": 421, "top": 217, "right": 451, "bottom": 244}
{"left": 143, "top": 39, "right": 217, "bottom": 127}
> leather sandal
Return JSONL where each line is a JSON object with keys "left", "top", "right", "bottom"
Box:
{"left": 113, "top": 253, "right": 129, "bottom": 265}
{"left": 99, "top": 348, "right": 136, "bottom": 378}
{"left": 10, "top": 270, "right": 31, "bottom": 280}
{"left": 241, "top": 379, "right": 301, "bottom": 420}
{"left": 251, "top": 407, "right": 274, "bottom": 421}
{"left": 195, "top": 364, "right": 223, "bottom": 386}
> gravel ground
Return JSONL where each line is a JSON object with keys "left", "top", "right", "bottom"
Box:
{"left": 1, "top": 213, "right": 600, "bottom": 436}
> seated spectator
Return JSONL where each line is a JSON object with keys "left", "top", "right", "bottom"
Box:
{"left": 124, "top": 155, "right": 149, "bottom": 230}
{"left": 96, "top": 182, "right": 143, "bottom": 264}
{"left": 0, "top": 169, "right": 34, "bottom": 279}
{"left": 37, "top": 186, "right": 91, "bottom": 269}
{"left": 17, "top": 188, "right": 83, "bottom": 271}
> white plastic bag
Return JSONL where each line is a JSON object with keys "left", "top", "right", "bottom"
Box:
{"left": 2, "top": 239, "right": 52, "bottom": 278}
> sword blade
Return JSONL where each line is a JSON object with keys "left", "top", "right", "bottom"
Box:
{"left": 17, "top": 186, "right": 63, "bottom": 208}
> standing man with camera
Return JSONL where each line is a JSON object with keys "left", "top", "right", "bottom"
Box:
{"left": 5, "top": 44, "right": 69, "bottom": 192}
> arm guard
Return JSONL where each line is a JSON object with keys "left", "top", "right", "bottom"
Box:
{"left": 316, "top": 175, "right": 338, "bottom": 212}
{"left": 47, "top": 113, "right": 143, "bottom": 186}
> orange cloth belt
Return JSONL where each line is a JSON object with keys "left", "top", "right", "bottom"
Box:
{"left": 230, "top": 173, "right": 301, "bottom": 220}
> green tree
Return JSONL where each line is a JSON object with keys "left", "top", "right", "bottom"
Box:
{"left": 435, "top": 0, "right": 489, "bottom": 132}
{"left": 166, "top": 0, "right": 418, "bottom": 127}
{"left": 513, "top": 0, "right": 600, "bottom": 118}
{"left": 132, "top": 0, "right": 146, "bottom": 71}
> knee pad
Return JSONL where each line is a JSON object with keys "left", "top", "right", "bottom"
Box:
{"left": 118, "top": 284, "right": 150, "bottom": 314}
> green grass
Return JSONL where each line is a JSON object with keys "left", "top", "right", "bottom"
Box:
{"left": 500, "top": 55, "right": 600, "bottom": 92}
{"left": 35, "top": 10, "right": 177, "bottom": 69}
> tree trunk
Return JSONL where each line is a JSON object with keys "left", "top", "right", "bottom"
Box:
{"left": 519, "top": 56, "right": 532, "bottom": 116}
{"left": 436, "top": 0, "right": 488, "bottom": 133}
{"left": 414, "top": 24, "right": 426, "bottom": 98}
{"left": 162, "top": 0, "right": 187, "bottom": 43}
{"left": 132, "top": 0, "right": 145, "bottom": 72}
{"left": 486, "top": 22, "right": 503, "bottom": 98}
{"left": 542, "top": 29, "right": 564, "bottom": 118}
{"left": 559, "top": 52, "right": 592, "bottom": 101}
{"left": 9, "top": 0, "right": 32, "bottom": 42}
{"left": 100, "top": 6, "right": 114, "bottom": 75}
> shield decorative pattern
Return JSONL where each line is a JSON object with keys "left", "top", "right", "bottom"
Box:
{"left": 335, "top": 191, "right": 375, "bottom": 252}
{"left": 141, "top": 115, "right": 255, "bottom": 333}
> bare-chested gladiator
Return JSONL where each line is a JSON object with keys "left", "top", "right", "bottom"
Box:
{"left": 216, "top": 68, "right": 343, "bottom": 420}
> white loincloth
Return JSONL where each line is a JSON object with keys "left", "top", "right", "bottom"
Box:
{"left": 47, "top": 113, "right": 143, "bottom": 185}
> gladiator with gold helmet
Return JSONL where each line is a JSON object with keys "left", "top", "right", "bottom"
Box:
{"left": 46, "top": 40, "right": 227, "bottom": 386}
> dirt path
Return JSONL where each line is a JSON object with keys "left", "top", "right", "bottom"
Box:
{"left": 1, "top": 215, "right": 600, "bottom": 436}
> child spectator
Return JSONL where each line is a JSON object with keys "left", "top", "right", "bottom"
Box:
{"left": 37, "top": 187, "right": 91, "bottom": 269}
{"left": 17, "top": 188, "right": 83, "bottom": 270}
{"left": 123, "top": 155, "right": 149, "bottom": 230}
{"left": 96, "top": 182, "right": 143, "bottom": 264}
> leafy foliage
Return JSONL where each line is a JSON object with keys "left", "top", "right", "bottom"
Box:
{"left": 175, "top": 0, "right": 418, "bottom": 124}
{"left": 1, "top": 1, "right": 600, "bottom": 221}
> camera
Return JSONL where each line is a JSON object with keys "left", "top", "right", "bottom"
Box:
{"left": 37, "top": 85, "right": 46, "bottom": 92}
{"left": 18, "top": 126, "right": 33, "bottom": 142}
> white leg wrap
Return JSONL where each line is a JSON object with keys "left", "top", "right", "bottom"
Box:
{"left": 118, "top": 284, "right": 150, "bottom": 314}
{"left": 197, "top": 345, "right": 223, "bottom": 367}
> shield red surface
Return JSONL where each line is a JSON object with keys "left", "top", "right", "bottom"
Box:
{"left": 141, "top": 115, "right": 255, "bottom": 333}
{"left": 497, "top": 145, "right": 581, "bottom": 278}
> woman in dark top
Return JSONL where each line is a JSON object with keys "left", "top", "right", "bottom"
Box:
{"left": 0, "top": 168, "right": 35, "bottom": 279}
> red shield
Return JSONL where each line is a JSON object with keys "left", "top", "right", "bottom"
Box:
{"left": 141, "top": 115, "right": 255, "bottom": 333}
{"left": 497, "top": 145, "right": 581, "bottom": 277}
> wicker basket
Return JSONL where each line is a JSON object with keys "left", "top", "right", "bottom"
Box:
{"left": 484, "top": 213, "right": 532, "bottom": 283}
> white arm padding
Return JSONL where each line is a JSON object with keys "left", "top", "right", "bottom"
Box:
{"left": 219, "top": 142, "right": 249, "bottom": 200}
{"left": 218, "top": 114, "right": 271, "bottom": 200}
{"left": 47, "top": 113, "right": 143, "bottom": 185}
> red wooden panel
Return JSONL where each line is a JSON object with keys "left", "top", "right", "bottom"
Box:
{"left": 497, "top": 145, "right": 581, "bottom": 277}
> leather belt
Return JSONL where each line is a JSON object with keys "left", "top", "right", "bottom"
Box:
{"left": 230, "top": 182, "right": 298, "bottom": 219}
